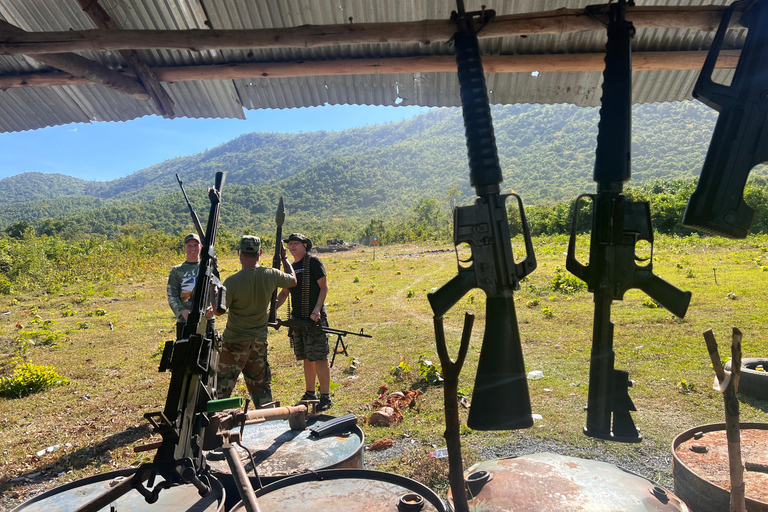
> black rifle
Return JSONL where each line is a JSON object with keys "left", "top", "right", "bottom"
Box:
{"left": 138, "top": 172, "right": 226, "bottom": 502}
{"left": 268, "top": 197, "right": 285, "bottom": 325}
{"left": 427, "top": 3, "right": 537, "bottom": 431}
{"left": 566, "top": 1, "right": 691, "bottom": 443}
{"left": 176, "top": 173, "right": 206, "bottom": 241}
{"left": 682, "top": 0, "right": 768, "bottom": 238}
{"left": 273, "top": 317, "right": 372, "bottom": 368}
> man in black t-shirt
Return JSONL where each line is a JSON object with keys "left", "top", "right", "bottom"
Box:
{"left": 276, "top": 233, "right": 333, "bottom": 411}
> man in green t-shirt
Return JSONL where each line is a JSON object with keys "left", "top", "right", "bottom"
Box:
{"left": 167, "top": 233, "right": 203, "bottom": 340}
{"left": 216, "top": 235, "right": 296, "bottom": 408}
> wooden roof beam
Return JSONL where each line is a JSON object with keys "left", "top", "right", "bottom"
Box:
{"left": 0, "top": 6, "right": 742, "bottom": 56}
{"left": 0, "top": 19, "right": 149, "bottom": 100}
{"left": 0, "top": 51, "right": 740, "bottom": 90}
{"left": 75, "top": 0, "right": 176, "bottom": 117}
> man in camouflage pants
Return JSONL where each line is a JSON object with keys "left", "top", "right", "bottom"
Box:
{"left": 216, "top": 235, "right": 296, "bottom": 408}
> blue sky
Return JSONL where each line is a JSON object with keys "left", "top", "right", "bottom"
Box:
{"left": 0, "top": 104, "right": 431, "bottom": 182}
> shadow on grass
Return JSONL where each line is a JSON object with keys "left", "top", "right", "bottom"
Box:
{"left": 741, "top": 394, "right": 768, "bottom": 414}
{"left": 0, "top": 423, "right": 152, "bottom": 502}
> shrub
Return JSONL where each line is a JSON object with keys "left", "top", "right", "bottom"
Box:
{"left": 0, "top": 362, "right": 69, "bottom": 398}
{"left": 642, "top": 297, "right": 659, "bottom": 309}
{"left": 549, "top": 267, "right": 585, "bottom": 294}
{"left": 417, "top": 356, "right": 443, "bottom": 386}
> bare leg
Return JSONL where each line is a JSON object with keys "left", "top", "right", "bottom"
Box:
{"left": 303, "top": 359, "right": 317, "bottom": 393}
{"left": 316, "top": 359, "right": 331, "bottom": 395}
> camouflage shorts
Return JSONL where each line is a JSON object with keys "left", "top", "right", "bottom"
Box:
{"left": 216, "top": 337, "right": 272, "bottom": 405}
{"left": 290, "top": 318, "right": 329, "bottom": 362}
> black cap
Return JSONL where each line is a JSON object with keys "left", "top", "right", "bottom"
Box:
{"left": 184, "top": 233, "right": 201, "bottom": 244}
{"left": 284, "top": 232, "right": 312, "bottom": 251}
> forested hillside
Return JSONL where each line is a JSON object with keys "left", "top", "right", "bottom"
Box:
{"left": 3, "top": 101, "right": 765, "bottom": 241}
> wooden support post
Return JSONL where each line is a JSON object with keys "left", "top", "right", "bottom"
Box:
{"left": 434, "top": 312, "right": 474, "bottom": 512}
{"left": 703, "top": 328, "right": 745, "bottom": 512}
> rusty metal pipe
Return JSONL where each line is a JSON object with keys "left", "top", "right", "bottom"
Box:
{"left": 224, "top": 443, "right": 262, "bottom": 512}
{"left": 243, "top": 405, "right": 307, "bottom": 430}
{"left": 72, "top": 472, "right": 145, "bottom": 512}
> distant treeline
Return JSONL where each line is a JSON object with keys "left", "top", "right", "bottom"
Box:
{"left": 3, "top": 177, "right": 768, "bottom": 295}
{"left": 358, "top": 178, "right": 768, "bottom": 244}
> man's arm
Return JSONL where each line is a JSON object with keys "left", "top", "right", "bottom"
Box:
{"left": 311, "top": 275, "right": 329, "bottom": 322}
{"left": 276, "top": 288, "right": 290, "bottom": 309}
{"left": 166, "top": 268, "right": 186, "bottom": 320}
{"left": 282, "top": 256, "right": 297, "bottom": 288}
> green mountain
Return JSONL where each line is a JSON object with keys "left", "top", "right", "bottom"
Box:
{"left": 0, "top": 101, "right": 744, "bottom": 238}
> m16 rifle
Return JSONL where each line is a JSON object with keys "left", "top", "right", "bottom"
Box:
{"left": 272, "top": 317, "right": 372, "bottom": 368}
{"left": 427, "top": 1, "right": 537, "bottom": 431}
{"left": 139, "top": 171, "right": 226, "bottom": 501}
{"left": 566, "top": 0, "right": 691, "bottom": 443}
{"left": 682, "top": 0, "right": 768, "bottom": 238}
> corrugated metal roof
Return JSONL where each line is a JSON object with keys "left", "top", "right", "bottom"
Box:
{"left": 0, "top": 0, "right": 748, "bottom": 132}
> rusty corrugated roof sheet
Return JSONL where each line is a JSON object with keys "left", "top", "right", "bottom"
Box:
{"left": 0, "top": 0, "right": 745, "bottom": 132}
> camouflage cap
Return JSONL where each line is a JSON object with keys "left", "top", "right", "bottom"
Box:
{"left": 239, "top": 235, "right": 261, "bottom": 254}
{"left": 184, "top": 233, "right": 201, "bottom": 244}
{"left": 284, "top": 232, "right": 312, "bottom": 251}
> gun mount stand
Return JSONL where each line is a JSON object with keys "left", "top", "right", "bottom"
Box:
{"left": 72, "top": 402, "right": 308, "bottom": 512}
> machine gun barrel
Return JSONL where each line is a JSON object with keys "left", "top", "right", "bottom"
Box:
{"left": 682, "top": 0, "right": 768, "bottom": 238}
{"left": 427, "top": 6, "right": 536, "bottom": 431}
{"left": 176, "top": 173, "right": 206, "bottom": 241}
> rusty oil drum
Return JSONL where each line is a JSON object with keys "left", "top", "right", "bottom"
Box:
{"left": 672, "top": 422, "right": 768, "bottom": 512}
{"left": 230, "top": 469, "right": 448, "bottom": 512}
{"left": 209, "top": 413, "right": 363, "bottom": 480}
{"left": 11, "top": 468, "right": 225, "bottom": 512}
{"left": 209, "top": 413, "right": 364, "bottom": 509}
{"left": 448, "top": 452, "right": 689, "bottom": 511}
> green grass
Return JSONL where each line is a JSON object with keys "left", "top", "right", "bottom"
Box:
{"left": 0, "top": 236, "right": 767, "bottom": 509}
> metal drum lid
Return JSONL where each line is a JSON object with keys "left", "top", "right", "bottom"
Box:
{"left": 12, "top": 468, "right": 224, "bottom": 512}
{"left": 449, "top": 452, "right": 689, "bottom": 512}
{"left": 231, "top": 469, "right": 448, "bottom": 512}
{"left": 208, "top": 414, "right": 364, "bottom": 477}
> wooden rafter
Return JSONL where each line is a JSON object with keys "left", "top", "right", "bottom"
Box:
{"left": 0, "top": 19, "right": 149, "bottom": 100}
{"left": 75, "top": 0, "right": 176, "bottom": 117}
{"left": 0, "top": 50, "right": 740, "bottom": 90}
{"left": 0, "top": 6, "right": 741, "bottom": 56}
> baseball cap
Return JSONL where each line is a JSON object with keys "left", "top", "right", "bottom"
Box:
{"left": 184, "top": 233, "right": 201, "bottom": 244}
{"left": 284, "top": 233, "right": 312, "bottom": 251}
{"left": 240, "top": 235, "right": 262, "bottom": 254}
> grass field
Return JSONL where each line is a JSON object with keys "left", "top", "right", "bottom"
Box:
{"left": 0, "top": 235, "right": 767, "bottom": 510}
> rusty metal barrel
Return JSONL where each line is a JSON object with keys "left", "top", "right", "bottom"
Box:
{"left": 672, "top": 422, "right": 768, "bottom": 512}
{"left": 231, "top": 469, "right": 448, "bottom": 512}
{"left": 448, "top": 452, "right": 689, "bottom": 511}
{"left": 11, "top": 468, "right": 225, "bottom": 512}
{"left": 209, "top": 413, "right": 364, "bottom": 509}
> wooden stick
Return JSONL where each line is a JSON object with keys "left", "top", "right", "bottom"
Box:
{"left": 434, "top": 312, "right": 474, "bottom": 512}
{"left": 727, "top": 328, "right": 744, "bottom": 512}
{"left": 703, "top": 328, "right": 745, "bottom": 512}
{"left": 0, "top": 6, "right": 743, "bottom": 56}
